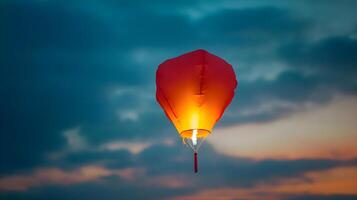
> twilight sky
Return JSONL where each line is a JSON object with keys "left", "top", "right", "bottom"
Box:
{"left": 1, "top": 0, "right": 357, "bottom": 199}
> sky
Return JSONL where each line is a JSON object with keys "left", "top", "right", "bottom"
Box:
{"left": 1, "top": 0, "right": 357, "bottom": 199}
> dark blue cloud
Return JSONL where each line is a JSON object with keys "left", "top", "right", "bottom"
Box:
{"left": 60, "top": 150, "right": 134, "bottom": 169}
{"left": 287, "top": 195, "right": 357, "bottom": 200}
{"left": 221, "top": 70, "right": 327, "bottom": 125}
{"left": 0, "top": 181, "right": 193, "bottom": 200}
{"left": 1, "top": 142, "right": 356, "bottom": 199}
{"left": 198, "top": 6, "right": 310, "bottom": 46}
{"left": 279, "top": 36, "right": 357, "bottom": 92}
{"left": 136, "top": 143, "right": 357, "bottom": 188}
{"left": 222, "top": 35, "right": 357, "bottom": 125}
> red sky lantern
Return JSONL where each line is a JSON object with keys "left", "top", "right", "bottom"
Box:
{"left": 156, "top": 49, "right": 238, "bottom": 173}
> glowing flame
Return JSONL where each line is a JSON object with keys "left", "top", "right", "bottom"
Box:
{"left": 192, "top": 129, "right": 198, "bottom": 146}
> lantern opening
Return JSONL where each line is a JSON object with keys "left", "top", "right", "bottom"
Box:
{"left": 183, "top": 131, "right": 207, "bottom": 153}
{"left": 180, "top": 129, "right": 210, "bottom": 139}
{"left": 182, "top": 129, "right": 208, "bottom": 173}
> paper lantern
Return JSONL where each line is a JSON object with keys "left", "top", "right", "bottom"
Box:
{"left": 156, "top": 49, "right": 237, "bottom": 172}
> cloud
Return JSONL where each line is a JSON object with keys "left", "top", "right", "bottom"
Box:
{"left": 287, "top": 195, "right": 357, "bottom": 200}
{"left": 210, "top": 95, "right": 357, "bottom": 160}
{"left": 117, "top": 110, "right": 140, "bottom": 122}
{"left": 63, "top": 127, "right": 88, "bottom": 151}
{"left": 1, "top": 141, "right": 355, "bottom": 199}
{"left": 46, "top": 126, "right": 176, "bottom": 169}
{"left": 0, "top": 165, "right": 113, "bottom": 191}
{"left": 0, "top": 1, "right": 164, "bottom": 173}
{"left": 99, "top": 141, "right": 151, "bottom": 154}
{"left": 135, "top": 143, "right": 357, "bottom": 190}
{"left": 279, "top": 36, "right": 357, "bottom": 84}
{"left": 171, "top": 166, "right": 357, "bottom": 200}
{"left": 0, "top": 165, "right": 147, "bottom": 192}
{"left": 220, "top": 70, "right": 324, "bottom": 125}
{"left": 198, "top": 6, "right": 310, "bottom": 44}
{"left": 222, "top": 35, "right": 357, "bottom": 125}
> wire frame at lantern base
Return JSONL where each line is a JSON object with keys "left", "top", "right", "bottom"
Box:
{"left": 181, "top": 129, "right": 209, "bottom": 153}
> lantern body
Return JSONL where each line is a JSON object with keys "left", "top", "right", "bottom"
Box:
{"left": 156, "top": 49, "right": 237, "bottom": 138}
